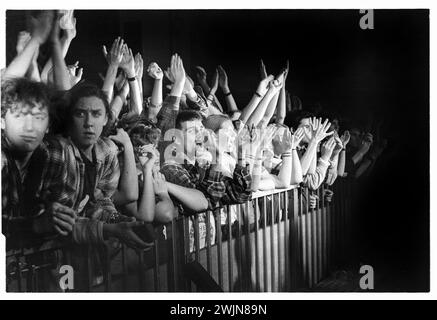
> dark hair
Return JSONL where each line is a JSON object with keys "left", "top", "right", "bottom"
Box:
{"left": 175, "top": 110, "right": 203, "bottom": 129}
{"left": 284, "top": 110, "right": 314, "bottom": 131}
{"left": 1, "top": 78, "right": 52, "bottom": 119}
{"left": 54, "top": 82, "right": 113, "bottom": 136}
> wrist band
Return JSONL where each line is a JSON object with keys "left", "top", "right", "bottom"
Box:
{"left": 282, "top": 152, "right": 292, "bottom": 158}
{"left": 127, "top": 76, "right": 136, "bottom": 82}
{"left": 224, "top": 91, "right": 232, "bottom": 96}
{"left": 255, "top": 92, "right": 262, "bottom": 98}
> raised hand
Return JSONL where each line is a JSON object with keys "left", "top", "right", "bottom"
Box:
{"left": 61, "top": 12, "right": 77, "bottom": 40}
{"left": 340, "top": 130, "right": 351, "bottom": 148}
{"left": 361, "top": 132, "right": 374, "bottom": 149}
{"left": 217, "top": 65, "right": 229, "bottom": 92}
{"left": 283, "top": 60, "right": 290, "bottom": 81}
{"left": 260, "top": 59, "right": 268, "bottom": 79}
{"left": 49, "top": 11, "right": 62, "bottom": 45}
{"left": 310, "top": 117, "right": 334, "bottom": 143}
{"left": 103, "top": 37, "right": 124, "bottom": 66}
{"left": 134, "top": 53, "right": 144, "bottom": 80}
{"left": 138, "top": 144, "right": 157, "bottom": 168}
{"left": 147, "top": 62, "right": 163, "bottom": 80}
{"left": 31, "top": 10, "right": 54, "bottom": 45}
{"left": 168, "top": 53, "right": 186, "bottom": 85}
{"left": 16, "top": 31, "right": 31, "bottom": 54}
{"left": 332, "top": 135, "right": 344, "bottom": 156}
{"left": 109, "top": 128, "right": 132, "bottom": 147}
{"left": 152, "top": 171, "right": 168, "bottom": 196}
{"left": 209, "top": 69, "right": 219, "bottom": 95}
{"left": 119, "top": 45, "right": 135, "bottom": 76}
{"left": 67, "top": 61, "right": 83, "bottom": 86}
{"left": 256, "top": 74, "right": 274, "bottom": 97}
{"left": 291, "top": 127, "right": 304, "bottom": 150}
{"left": 320, "top": 136, "right": 336, "bottom": 160}
{"left": 272, "top": 127, "right": 293, "bottom": 155}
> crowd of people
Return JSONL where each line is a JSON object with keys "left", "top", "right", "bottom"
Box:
{"left": 2, "top": 11, "right": 387, "bottom": 263}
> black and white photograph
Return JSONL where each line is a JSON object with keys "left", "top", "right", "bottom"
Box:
{"left": 1, "top": 5, "right": 430, "bottom": 296}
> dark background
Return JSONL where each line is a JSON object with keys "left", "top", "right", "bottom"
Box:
{"left": 5, "top": 9, "right": 429, "bottom": 291}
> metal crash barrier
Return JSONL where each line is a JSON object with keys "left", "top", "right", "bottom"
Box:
{"left": 6, "top": 178, "right": 355, "bottom": 292}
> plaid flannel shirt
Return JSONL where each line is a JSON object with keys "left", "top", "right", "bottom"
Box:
{"left": 42, "top": 135, "right": 120, "bottom": 245}
{"left": 161, "top": 161, "right": 252, "bottom": 212}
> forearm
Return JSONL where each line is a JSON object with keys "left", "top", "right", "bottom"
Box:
{"left": 166, "top": 182, "right": 208, "bottom": 213}
{"left": 102, "top": 64, "right": 119, "bottom": 103}
{"left": 222, "top": 86, "right": 238, "bottom": 113}
{"left": 239, "top": 94, "right": 262, "bottom": 123}
{"left": 51, "top": 41, "right": 71, "bottom": 90}
{"left": 337, "top": 149, "right": 346, "bottom": 177}
{"left": 114, "top": 144, "right": 138, "bottom": 205}
{"left": 4, "top": 38, "right": 39, "bottom": 79}
{"left": 246, "top": 90, "right": 276, "bottom": 127}
{"left": 300, "top": 140, "right": 318, "bottom": 175}
{"left": 151, "top": 78, "right": 163, "bottom": 107}
{"left": 250, "top": 158, "right": 263, "bottom": 191}
{"left": 259, "top": 91, "right": 280, "bottom": 128}
{"left": 290, "top": 149, "right": 303, "bottom": 185}
{"left": 352, "top": 147, "right": 369, "bottom": 165}
{"left": 26, "top": 57, "right": 41, "bottom": 82}
{"left": 126, "top": 72, "right": 143, "bottom": 115}
{"left": 137, "top": 171, "right": 155, "bottom": 222}
{"left": 276, "top": 86, "right": 286, "bottom": 125}
{"left": 276, "top": 153, "right": 292, "bottom": 188}
{"left": 154, "top": 193, "right": 176, "bottom": 223}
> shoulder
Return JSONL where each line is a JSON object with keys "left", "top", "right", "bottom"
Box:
{"left": 96, "top": 137, "right": 119, "bottom": 157}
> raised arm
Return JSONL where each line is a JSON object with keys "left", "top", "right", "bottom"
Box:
{"left": 276, "top": 61, "right": 289, "bottom": 125}
{"left": 119, "top": 45, "right": 143, "bottom": 115}
{"left": 290, "top": 128, "right": 304, "bottom": 185}
{"left": 134, "top": 53, "right": 144, "bottom": 99}
{"left": 239, "top": 74, "right": 274, "bottom": 124}
{"left": 300, "top": 118, "right": 333, "bottom": 175}
{"left": 217, "top": 65, "right": 238, "bottom": 114}
{"left": 110, "top": 129, "right": 139, "bottom": 206}
{"left": 195, "top": 66, "right": 223, "bottom": 112}
{"left": 101, "top": 37, "right": 124, "bottom": 103}
{"left": 41, "top": 13, "right": 76, "bottom": 83}
{"left": 337, "top": 130, "right": 350, "bottom": 177}
{"left": 247, "top": 77, "right": 282, "bottom": 127}
{"left": 146, "top": 62, "right": 164, "bottom": 121}
{"left": 50, "top": 12, "right": 72, "bottom": 91}
{"left": 3, "top": 11, "right": 52, "bottom": 79}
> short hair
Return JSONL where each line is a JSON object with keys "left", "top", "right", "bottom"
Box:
{"left": 54, "top": 82, "right": 113, "bottom": 136}
{"left": 1, "top": 78, "right": 52, "bottom": 118}
{"left": 175, "top": 110, "right": 203, "bottom": 129}
{"left": 284, "top": 110, "right": 314, "bottom": 131}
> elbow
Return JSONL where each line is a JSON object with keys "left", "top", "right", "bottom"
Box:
{"left": 155, "top": 205, "right": 177, "bottom": 224}
{"left": 290, "top": 175, "right": 303, "bottom": 186}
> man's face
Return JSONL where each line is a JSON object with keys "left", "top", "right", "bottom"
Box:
{"left": 180, "top": 119, "right": 204, "bottom": 158}
{"left": 2, "top": 102, "right": 49, "bottom": 154}
{"left": 298, "top": 117, "right": 311, "bottom": 144}
{"left": 69, "top": 96, "right": 108, "bottom": 151}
